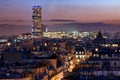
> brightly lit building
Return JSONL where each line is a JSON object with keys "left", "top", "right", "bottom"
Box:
{"left": 32, "top": 6, "right": 43, "bottom": 37}
{"left": 43, "top": 31, "right": 68, "bottom": 38}
{"left": 75, "top": 46, "right": 87, "bottom": 64}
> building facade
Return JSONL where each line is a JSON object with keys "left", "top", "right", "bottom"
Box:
{"left": 32, "top": 6, "right": 42, "bottom": 37}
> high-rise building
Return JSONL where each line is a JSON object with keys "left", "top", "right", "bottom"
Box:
{"left": 32, "top": 6, "right": 42, "bottom": 37}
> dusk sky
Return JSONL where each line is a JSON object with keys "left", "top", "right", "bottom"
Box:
{"left": 0, "top": 0, "right": 120, "bottom": 35}
{"left": 1, "top": 0, "right": 120, "bottom": 22}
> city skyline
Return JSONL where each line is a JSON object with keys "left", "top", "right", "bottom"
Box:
{"left": 0, "top": 1, "right": 120, "bottom": 80}
{"left": 0, "top": 0, "right": 120, "bottom": 35}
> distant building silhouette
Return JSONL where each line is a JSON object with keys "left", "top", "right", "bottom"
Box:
{"left": 93, "top": 31, "right": 106, "bottom": 46}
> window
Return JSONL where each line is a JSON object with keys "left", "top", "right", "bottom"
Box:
{"left": 79, "top": 52, "right": 81, "bottom": 54}
{"left": 76, "top": 55, "right": 78, "bottom": 58}
{"left": 115, "top": 50, "right": 117, "bottom": 52}
{"left": 82, "top": 51, "right": 84, "bottom": 54}
{"left": 76, "top": 52, "right": 78, "bottom": 54}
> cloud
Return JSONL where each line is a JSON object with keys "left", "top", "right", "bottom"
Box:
{"left": 0, "top": 24, "right": 15, "bottom": 27}
{"left": 47, "top": 19, "right": 76, "bottom": 22}
{"left": 0, "top": 23, "right": 31, "bottom": 35}
{"left": 0, "top": 19, "right": 31, "bottom": 26}
{"left": 43, "top": 19, "right": 77, "bottom": 26}
{"left": 0, "top": 19, "right": 30, "bottom": 23}
{"left": 0, "top": 23, "right": 30, "bottom": 27}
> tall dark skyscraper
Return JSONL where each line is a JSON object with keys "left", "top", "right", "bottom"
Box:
{"left": 32, "top": 6, "right": 42, "bottom": 37}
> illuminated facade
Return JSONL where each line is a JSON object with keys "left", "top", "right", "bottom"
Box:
{"left": 43, "top": 31, "right": 68, "bottom": 38}
{"left": 74, "top": 46, "right": 88, "bottom": 66}
{"left": 32, "top": 6, "right": 42, "bottom": 37}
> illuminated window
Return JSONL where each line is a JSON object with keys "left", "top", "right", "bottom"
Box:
{"left": 79, "top": 55, "right": 82, "bottom": 58}
{"left": 7, "top": 42, "right": 11, "bottom": 46}
{"left": 77, "top": 59, "right": 80, "bottom": 62}
{"left": 76, "top": 52, "right": 78, "bottom": 54}
{"left": 69, "top": 56, "right": 71, "bottom": 60}
{"left": 76, "top": 55, "right": 78, "bottom": 58}
{"left": 44, "top": 43, "right": 47, "bottom": 46}
{"left": 95, "top": 48, "right": 98, "bottom": 52}
{"left": 33, "top": 47, "right": 36, "bottom": 50}
{"left": 93, "top": 54, "right": 96, "bottom": 57}
{"left": 54, "top": 43, "right": 56, "bottom": 45}
{"left": 70, "top": 61, "right": 73, "bottom": 64}
{"left": 82, "top": 51, "right": 84, "bottom": 54}
{"left": 83, "top": 55, "right": 85, "bottom": 58}
{"left": 96, "top": 54, "right": 99, "bottom": 57}
{"left": 105, "top": 54, "right": 108, "bottom": 58}
{"left": 79, "top": 52, "right": 81, "bottom": 54}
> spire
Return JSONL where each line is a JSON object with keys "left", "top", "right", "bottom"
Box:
{"left": 96, "top": 31, "right": 103, "bottom": 39}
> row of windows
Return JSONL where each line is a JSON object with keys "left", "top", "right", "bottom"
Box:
{"left": 32, "top": 29, "right": 41, "bottom": 32}
{"left": 102, "top": 44, "right": 119, "bottom": 47}
{"left": 76, "top": 55, "right": 85, "bottom": 58}
{"left": 76, "top": 51, "right": 85, "bottom": 54}
{"left": 115, "top": 50, "right": 120, "bottom": 52}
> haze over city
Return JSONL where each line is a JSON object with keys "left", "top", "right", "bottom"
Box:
{"left": 0, "top": 0, "right": 120, "bottom": 35}
{"left": 0, "top": 1, "right": 120, "bottom": 80}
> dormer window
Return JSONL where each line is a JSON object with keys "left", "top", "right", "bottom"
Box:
{"left": 79, "top": 52, "right": 81, "bottom": 54}
{"left": 76, "top": 52, "right": 78, "bottom": 54}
